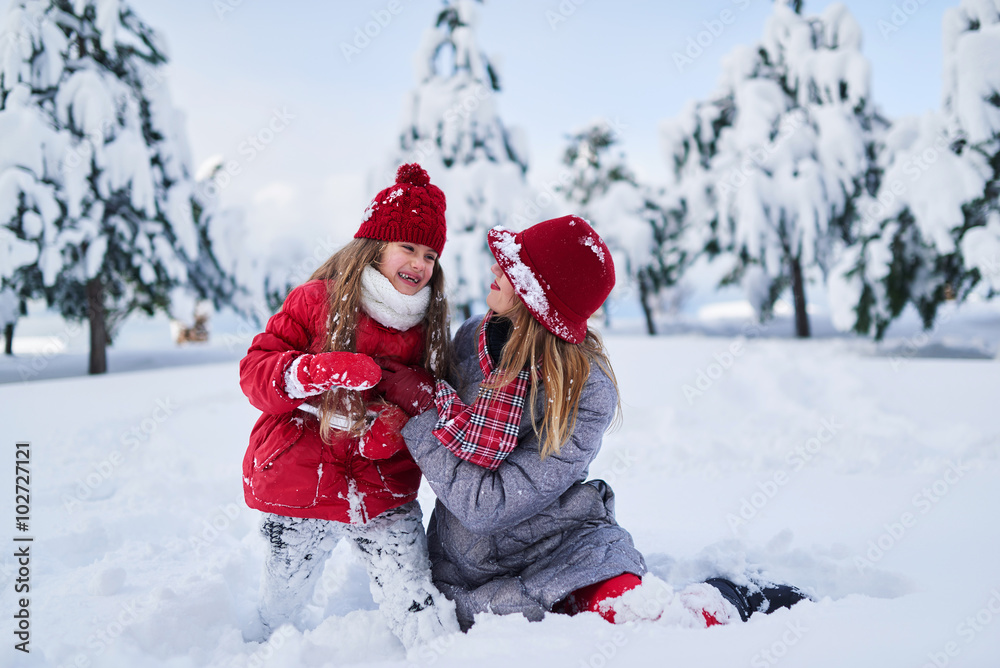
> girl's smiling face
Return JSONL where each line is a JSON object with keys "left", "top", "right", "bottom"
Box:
{"left": 377, "top": 242, "right": 438, "bottom": 295}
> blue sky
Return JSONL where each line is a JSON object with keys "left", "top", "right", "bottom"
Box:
{"left": 1, "top": 0, "right": 953, "bottom": 251}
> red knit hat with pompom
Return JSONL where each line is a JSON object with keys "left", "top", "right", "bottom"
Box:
{"left": 355, "top": 163, "right": 447, "bottom": 255}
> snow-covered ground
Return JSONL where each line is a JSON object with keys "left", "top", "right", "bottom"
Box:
{"left": 1, "top": 307, "right": 999, "bottom": 667}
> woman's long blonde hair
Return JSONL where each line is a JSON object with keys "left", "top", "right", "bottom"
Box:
{"left": 306, "top": 238, "right": 451, "bottom": 443}
{"left": 484, "top": 300, "right": 621, "bottom": 459}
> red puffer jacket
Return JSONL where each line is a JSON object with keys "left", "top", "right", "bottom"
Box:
{"left": 239, "top": 279, "right": 424, "bottom": 523}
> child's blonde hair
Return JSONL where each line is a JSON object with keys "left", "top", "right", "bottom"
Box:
{"left": 484, "top": 300, "right": 621, "bottom": 459}
{"left": 307, "top": 238, "right": 451, "bottom": 442}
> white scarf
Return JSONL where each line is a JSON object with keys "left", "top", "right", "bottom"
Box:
{"left": 360, "top": 265, "right": 430, "bottom": 331}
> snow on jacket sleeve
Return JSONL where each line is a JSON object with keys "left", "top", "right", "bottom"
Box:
{"left": 239, "top": 282, "right": 326, "bottom": 415}
{"left": 402, "top": 320, "right": 618, "bottom": 535}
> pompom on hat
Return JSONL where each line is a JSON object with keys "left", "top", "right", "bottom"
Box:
{"left": 487, "top": 215, "right": 615, "bottom": 344}
{"left": 355, "top": 163, "right": 447, "bottom": 255}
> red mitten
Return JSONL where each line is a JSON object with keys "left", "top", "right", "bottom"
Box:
{"left": 358, "top": 403, "right": 411, "bottom": 460}
{"left": 374, "top": 358, "right": 435, "bottom": 417}
{"left": 285, "top": 352, "right": 382, "bottom": 398}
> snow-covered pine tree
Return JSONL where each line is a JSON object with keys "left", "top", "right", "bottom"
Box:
{"left": 956, "top": 0, "right": 1000, "bottom": 298}
{"left": 827, "top": 0, "right": 1000, "bottom": 338}
{"left": 388, "top": 0, "right": 529, "bottom": 319}
{"left": 662, "top": 1, "right": 881, "bottom": 337}
{"left": 192, "top": 155, "right": 297, "bottom": 334}
{"left": 557, "top": 120, "right": 684, "bottom": 335}
{"left": 949, "top": 0, "right": 1000, "bottom": 299}
{"left": 0, "top": 0, "right": 237, "bottom": 373}
{"left": 185, "top": 156, "right": 246, "bottom": 320}
{"left": 0, "top": 3, "right": 60, "bottom": 357}
{"left": 0, "top": 286, "right": 26, "bottom": 354}
{"left": 0, "top": 154, "right": 41, "bottom": 355}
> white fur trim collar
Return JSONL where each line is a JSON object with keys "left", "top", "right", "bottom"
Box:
{"left": 360, "top": 265, "right": 430, "bottom": 331}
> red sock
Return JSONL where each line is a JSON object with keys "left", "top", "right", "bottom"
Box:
{"left": 554, "top": 573, "right": 643, "bottom": 623}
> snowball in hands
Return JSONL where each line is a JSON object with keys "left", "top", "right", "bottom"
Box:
{"left": 284, "top": 352, "right": 382, "bottom": 399}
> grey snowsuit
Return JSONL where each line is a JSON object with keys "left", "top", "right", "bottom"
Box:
{"left": 402, "top": 316, "right": 647, "bottom": 629}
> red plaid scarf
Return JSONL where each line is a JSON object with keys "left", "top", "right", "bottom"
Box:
{"left": 432, "top": 313, "right": 531, "bottom": 470}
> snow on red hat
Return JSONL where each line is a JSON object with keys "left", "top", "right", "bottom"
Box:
{"left": 487, "top": 215, "right": 615, "bottom": 344}
{"left": 355, "top": 163, "right": 447, "bottom": 255}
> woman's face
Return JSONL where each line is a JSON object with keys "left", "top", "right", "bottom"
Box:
{"left": 486, "top": 262, "right": 518, "bottom": 315}
{"left": 378, "top": 242, "right": 438, "bottom": 296}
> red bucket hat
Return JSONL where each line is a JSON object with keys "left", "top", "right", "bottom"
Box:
{"left": 487, "top": 215, "right": 615, "bottom": 344}
{"left": 355, "top": 163, "right": 447, "bottom": 255}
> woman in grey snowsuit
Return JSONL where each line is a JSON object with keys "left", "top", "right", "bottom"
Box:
{"left": 395, "top": 215, "right": 808, "bottom": 630}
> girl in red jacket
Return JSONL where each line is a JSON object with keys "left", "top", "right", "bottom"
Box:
{"left": 239, "top": 164, "right": 459, "bottom": 650}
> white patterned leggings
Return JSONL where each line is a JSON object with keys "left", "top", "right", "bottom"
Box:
{"left": 258, "top": 501, "right": 459, "bottom": 650}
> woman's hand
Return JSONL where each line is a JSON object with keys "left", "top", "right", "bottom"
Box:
{"left": 374, "top": 358, "right": 435, "bottom": 417}
{"left": 286, "top": 352, "right": 382, "bottom": 398}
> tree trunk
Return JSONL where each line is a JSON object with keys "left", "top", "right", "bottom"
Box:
{"left": 789, "top": 255, "right": 811, "bottom": 338}
{"left": 3, "top": 322, "right": 13, "bottom": 355}
{"left": 459, "top": 302, "right": 471, "bottom": 321}
{"left": 638, "top": 274, "right": 657, "bottom": 336}
{"left": 87, "top": 278, "right": 108, "bottom": 374}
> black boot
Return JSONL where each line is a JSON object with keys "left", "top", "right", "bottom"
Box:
{"left": 704, "top": 577, "right": 809, "bottom": 622}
